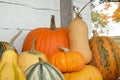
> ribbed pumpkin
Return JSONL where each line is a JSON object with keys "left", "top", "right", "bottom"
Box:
{"left": 49, "top": 46, "right": 85, "bottom": 73}
{"left": 0, "top": 30, "right": 26, "bottom": 80}
{"left": 22, "top": 15, "right": 69, "bottom": 59}
{"left": 19, "top": 37, "right": 48, "bottom": 72}
{"left": 25, "top": 57, "right": 65, "bottom": 80}
{"left": 63, "top": 65, "right": 103, "bottom": 80}
{"left": 89, "top": 30, "right": 120, "bottom": 80}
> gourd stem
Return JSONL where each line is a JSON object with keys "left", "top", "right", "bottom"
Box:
{"left": 29, "top": 36, "right": 36, "bottom": 53}
{"left": 50, "top": 15, "right": 56, "bottom": 30}
{"left": 79, "top": 0, "right": 92, "bottom": 13}
{"left": 57, "top": 46, "right": 69, "bottom": 52}
{"left": 74, "top": 0, "right": 92, "bottom": 18}
{"left": 92, "top": 30, "right": 99, "bottom": 37}
{"left": 8, "top": 30, "right": 22, "bottom": 50}
{"left": 73, "top": 6, "right": 82, "bottom": 19}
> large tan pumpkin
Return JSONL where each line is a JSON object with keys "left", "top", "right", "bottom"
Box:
{"left": 63, "top": 65, "right": 103, "bottom": 80}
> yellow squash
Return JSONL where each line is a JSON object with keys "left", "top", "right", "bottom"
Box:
{"left": 0, "top": 30, "right": 26, "bottom": 80}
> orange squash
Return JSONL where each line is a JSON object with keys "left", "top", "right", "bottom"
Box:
{"left": 89, "top": 30, "right": 120, "bottom": 80}
{"left": 49, "top": 46, "right": 85, "bottom": 73}
{"left": 63, "top": 65, "right": 103, "bottom": 80}
{"left": 68, "top": 1, "right": 92, "bottom": 64}
{"left": 22, "top": 15, "right": 69, "bottom": 59}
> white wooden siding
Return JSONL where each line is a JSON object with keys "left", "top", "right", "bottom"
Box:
{"left": 0, "top": 0, "right": 91, "bottom": 53}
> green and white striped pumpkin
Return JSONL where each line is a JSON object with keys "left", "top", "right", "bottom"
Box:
{"left": 25, "top": 58, "right": 65, "bottom": 80}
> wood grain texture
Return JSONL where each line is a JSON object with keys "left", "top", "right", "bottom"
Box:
{"left": 60, "top": 0, "right": 73, "bottom": 27}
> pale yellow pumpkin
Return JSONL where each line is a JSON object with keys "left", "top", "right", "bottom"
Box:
{"left": 18, "top": 37, "right": 48, "bottom": 72}
{"left": 63, "top": 65, "right": 103, "bottom": 80}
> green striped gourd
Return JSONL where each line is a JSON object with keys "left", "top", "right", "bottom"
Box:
{"left": 89, "top": 30, "right": 120, "bottom": 80}
{"left": 25, "top": 58, "right": 65, "bottom": 80}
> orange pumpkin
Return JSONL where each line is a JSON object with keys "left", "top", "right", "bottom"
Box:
{"left": 49, "top": 46, "right": 85, "bottom": 73}
{"left": 22, "top": 15, "right": 69, "bottom": 59}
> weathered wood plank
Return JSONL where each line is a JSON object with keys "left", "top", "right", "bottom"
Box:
{"left": 60, "top": 0, "right": 73, "bottom": 27}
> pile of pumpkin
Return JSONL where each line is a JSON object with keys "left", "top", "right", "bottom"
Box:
{"left": 0, "top": 1, "right": 120, "bottom": 80}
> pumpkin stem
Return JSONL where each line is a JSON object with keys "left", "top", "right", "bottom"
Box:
{"left": 57, "top": 46, "right": 69, "bottom": 52}
{"left": 8, "top": 30, "right": 22, "bottom": 50}
{"left": 92, "top": 30, "right": 99, "bottom": 37}
{"left": 73, "top": 0, "right": 92, "bottom": 18}
{"left": 38, "top": 57, "right": 44, "bottom": 63}
{"left": 50, "top": 15, "right": 56, "bottom": 30}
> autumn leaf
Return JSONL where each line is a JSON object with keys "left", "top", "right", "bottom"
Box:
{"left": 100, "top": 13, "right": 109, "bottom": 25}
{"left": 91, "top": 11, "right": 100, "bottom": 22}
{"left": 104, "top": 3, "right": 111, "bottom": 10}
{"left": 112, "top": 4, "right": 120, "bottom": 22}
